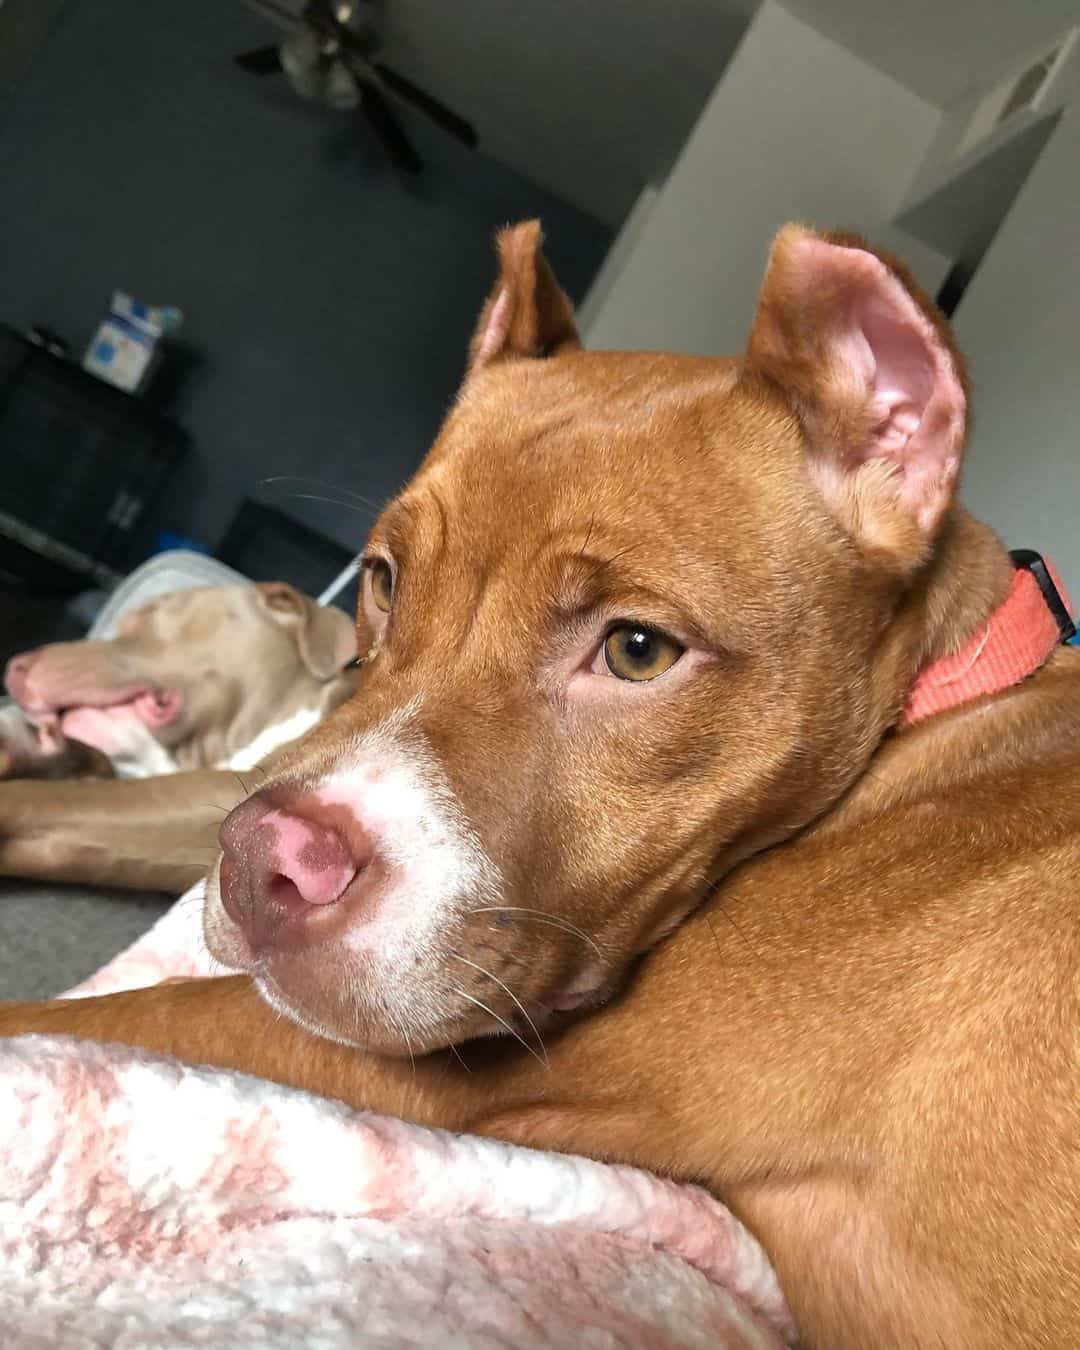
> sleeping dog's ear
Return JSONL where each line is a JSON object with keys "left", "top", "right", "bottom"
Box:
{"left": 467, "top": 220, "right": 581, "bottom": 375}
{"left": 744, "top": 225, "right": 969, "bottom": 574}
{"left": 254, "top": 582, "right": 358, "bottom": 681}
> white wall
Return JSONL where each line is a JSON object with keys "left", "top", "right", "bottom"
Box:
{"left": 780, "top": 0, "right": 1080, "bottom": 107}
{"left": 952, "top": 102, "right": 1080, "bottom": 588}
{"left": 576, "top": 184, "right": 660, "bottom": 335}
{"left": 583, "top": 1, "right": 948, "bottom": 356}
{"left": 379, "top": 0, "right": 751, "bottom": 226}
{"left": 902, "top": 28, "right": 1077, "bottom": 210}
{"left": 892, "top": 25, "right": 1078, "bottom": 269}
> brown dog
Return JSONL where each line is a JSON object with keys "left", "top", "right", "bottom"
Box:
{"left": 2, "top": 222, "right": 1076, "bottom": 1349}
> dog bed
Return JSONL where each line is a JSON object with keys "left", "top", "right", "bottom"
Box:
{"left": 0, "top": 883, "right": 794, "bottom": 1348}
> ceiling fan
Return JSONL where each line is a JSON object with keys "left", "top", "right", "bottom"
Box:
{"left": 233, "top": 0, "right": 479, "bottom": 174}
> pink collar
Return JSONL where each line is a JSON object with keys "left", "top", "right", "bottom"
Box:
{"left": 902, "top": 558, "right": 1073, "bottom": 727}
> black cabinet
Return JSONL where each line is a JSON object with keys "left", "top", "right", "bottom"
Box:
{"left": 0, "top": 324, "right": 186, "bottom": 592}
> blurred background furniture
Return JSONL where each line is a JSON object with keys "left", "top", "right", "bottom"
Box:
{"left": 0, "top": 322, "right": 186, "bottom": 596}
{"left": 217, "top": 499, "right": 360, "bottom": 615}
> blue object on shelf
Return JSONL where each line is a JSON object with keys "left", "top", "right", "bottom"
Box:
{"left": 152, "top": 531, "right": 210, "bottom": 556}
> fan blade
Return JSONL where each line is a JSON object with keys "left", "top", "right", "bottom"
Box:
{"left": 373, "top": 63, "right": 478, "bottom": 147}
{"left": 359, "top": 83, "right": 423, "bottom": 173}
{"left": 233, "top": 45, "right": 284, "bottom": 75}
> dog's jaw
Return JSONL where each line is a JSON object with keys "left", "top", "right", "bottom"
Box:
{"left": 203, "top": 710, "right": 528, "bottom": 1051}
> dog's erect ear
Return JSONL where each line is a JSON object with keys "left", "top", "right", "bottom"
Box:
{"left": 254, "top": 582, "right": 358, "bottom": 681}
{"left": 745, "top": 225, "right": 968, "bottom": 570}
{"left": 467, "top": 220, "right": 581, "bottom": 374}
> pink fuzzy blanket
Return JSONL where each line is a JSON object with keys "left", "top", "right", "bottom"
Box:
{"left": 1, "top": 885, "right": 793, "bottom": 1348}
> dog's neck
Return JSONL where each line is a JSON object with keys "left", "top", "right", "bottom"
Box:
{"left": 864, "top": 509, "right": 1017, "bottom": 738}
{"left": 173, "top": 665, "right": 362, "bottom": 775}
{"left": 815, "top": 511, "right": 1071, "bottom": 846}
{"left": 893, "top": 508, "right": 1074, "bottom": 729}
{"left": 908, "top": 509, "right": 1018, "bottom": 672}
{"left": 904, "top": 561, "right": 1069, "bottom": 726}
{"left": 705, "top": 518, "right": 1023, "bottom": 881}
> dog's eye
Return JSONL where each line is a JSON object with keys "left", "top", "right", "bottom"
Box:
{"left": 368, "top": 559, "right": 394, "bottom": 613}
{"left": 603, "top": 625, "right": 684, "bottom": 681}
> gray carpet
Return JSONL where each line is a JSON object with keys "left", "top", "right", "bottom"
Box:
{"left": 0, "top": 883, "right": 172, "bottom": 999}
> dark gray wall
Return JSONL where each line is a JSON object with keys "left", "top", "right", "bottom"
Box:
{"left": 0, "top": 0, "right": 610, "bottom": 555}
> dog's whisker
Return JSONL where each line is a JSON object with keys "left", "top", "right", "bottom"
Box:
{"left": 233, "top": 762, "right": 272, "bottom": 788}
{"left": 447, "top": 1039, "right": 472, "bottom": 1074}
{"left": 259, "top": 475, "right": 383, "bottom": 515}
{"left": 384, "top": 1004, "right": 416, "bottom": 1075}
{"left": 469, "top": 906, "right": 604, "bottom": 960}
{"left": 450, "top": 987, "right": 548, "bottom": 1069}
{"left": 274, "top": 492, "right": 377, "bottom": 517}
{"left": 717, "top": 905, "right": 763, "bottom": 964}
{"left": 449, "top": 951, "right": 547, "bottom": 1065}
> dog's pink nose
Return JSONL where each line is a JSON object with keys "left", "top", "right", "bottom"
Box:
{"left": 260, "top": 807, "right": 357, "bottom": 906}
{"left": 218, "top": 794, "right": 370, "bottom": 951}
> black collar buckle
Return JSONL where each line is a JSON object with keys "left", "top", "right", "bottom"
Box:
{"left": 1009, "top": 549, "right": 1076, "bottom": 643}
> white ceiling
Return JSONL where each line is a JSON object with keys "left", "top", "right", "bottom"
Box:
{"left": 246, "top": 0, "right": 1080, "bottom": 228}
{"left": 375, "top": 0, "right": 751, "bottom": 226}
{"left": 783, "top": 0, "right": 1080, "bottom": 105}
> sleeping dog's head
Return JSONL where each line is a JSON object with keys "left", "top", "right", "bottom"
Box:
{"left": 205, "top": 220, "right": 978, "bottom": 1053}
{"left": 3, "top": 583, "right": 356, "bottom": 778}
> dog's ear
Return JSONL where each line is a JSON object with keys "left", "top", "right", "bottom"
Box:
{"left": 254, "top": 582, "right": 358, "bottom": 681}
{"left": 467, "top": 220, "right": 581, "bottom": 374}
{"left": 745, "top": 225, "right": 968, "bottom": 571}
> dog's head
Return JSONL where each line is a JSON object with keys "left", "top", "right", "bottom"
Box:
{"left": 206, "top": 221, "right": 972, "bottom": 1053}
{"left": 3, "top": 582, "right": 356, "bottom": 775}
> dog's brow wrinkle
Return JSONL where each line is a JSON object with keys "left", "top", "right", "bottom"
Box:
{"left": 425, "top": 486, "right": 451, "bottom": 554}
{"left": 551, "top": 550, "right": 638, "bottom": 615}
{"left": 572, "top": 542, "right": 650, "bottom": 596}
{"left": 578, "top": 516, "right": 596, "bottom": 560}
{"left": 504, "top": 410, "right": 579, "bottom": 454}
{"left": 381, "top": 495, "right": 426, "bottom": 556}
